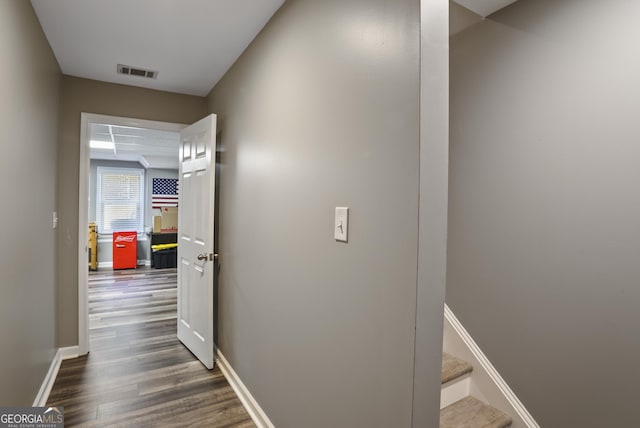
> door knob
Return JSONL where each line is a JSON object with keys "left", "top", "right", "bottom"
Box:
{"left": 197, "top": 253, "right": 218, "bottom": 261}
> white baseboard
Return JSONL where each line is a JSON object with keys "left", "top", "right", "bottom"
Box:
{"left": 96, "top": 260, "right": 151, "bottom": 268}
{"left": 33, "top": 346, "right": 79, "bottom": 407}
{"left": 216, "top": 351, "right": 274, "bottom": 428}
{"left": 443, "top": 305, "right": 539, "bottom": 428}
{"left": 59, "top": 346, "right": 79, "bottom": 360}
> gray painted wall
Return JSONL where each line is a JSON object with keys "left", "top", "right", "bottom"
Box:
{"left": 0, "top": 1, "right": 61, "bottom": 405}
{"left": 448, "top": 0, "right": 640, "bottom": 426}
{"left": 208, "top": 0, "right": 423, "bottom": 426}
{"left": 57, "top": 76, "right": 206, "bottom": 346}
{"left": 449, "top": 1, "right": 482, "bottom": 36}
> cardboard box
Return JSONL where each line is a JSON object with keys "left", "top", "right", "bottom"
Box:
{"left": 160, "top": 207, "right": 178, "bottom": 232}
{"left": 153, "top": 216, "right": 162, "bottom": 233}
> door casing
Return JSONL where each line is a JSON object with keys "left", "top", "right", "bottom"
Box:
{"left": 78, "top": 112, "right": 186, "bottom": 354}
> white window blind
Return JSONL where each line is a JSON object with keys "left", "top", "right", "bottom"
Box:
{"left": 96, "top": 167, "right": 144, "bottom": 234}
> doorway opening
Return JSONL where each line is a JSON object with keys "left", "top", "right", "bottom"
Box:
{"left": 78, "top": 113, "right": 186, "bottom": 354}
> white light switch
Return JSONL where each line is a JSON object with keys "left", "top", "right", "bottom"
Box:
{"left": 334, "top": 207, "right": 349, "bottom": 242}
{"left": 52, "top": 211, "right": 58, "bottom": 229}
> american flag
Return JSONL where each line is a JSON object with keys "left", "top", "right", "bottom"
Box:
{"left": 152, "top": 178, "right": 179, "bottom": 208}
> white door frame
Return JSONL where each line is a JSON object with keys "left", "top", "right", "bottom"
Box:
{"left": 78, "top": 112, "right": 186, "bottom": 355}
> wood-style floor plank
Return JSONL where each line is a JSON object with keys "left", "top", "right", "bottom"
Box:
{"left": 47, "top": 267, "right": 255, "bottom": 427}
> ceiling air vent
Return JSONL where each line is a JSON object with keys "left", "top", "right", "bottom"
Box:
{"left": 117, "top": 64, "right": 158, "bottom": 79}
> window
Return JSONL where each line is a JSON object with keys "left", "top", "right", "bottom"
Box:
{"left": 96, "top": 167, "right": 144, "bottom": 234}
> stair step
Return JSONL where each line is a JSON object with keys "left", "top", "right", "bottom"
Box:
{"left": 440, "top": 396, "right": 512, "bottom": 428}
{"left": 442, "top": 352, "right": 473, "bottom": 384}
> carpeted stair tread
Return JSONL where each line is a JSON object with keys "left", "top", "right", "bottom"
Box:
{"left": 442, "top": 352, "right": 473, "bottom": 384}
{"left": 440, "top": 396, "right": 512, "bottom": 428}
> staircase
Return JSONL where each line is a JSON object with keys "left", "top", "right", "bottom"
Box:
{"left": 440, "top": 305, "right": 539, "bottom": 428}
{"left": 440, "top": 352, "right": 512, "bottom": 428}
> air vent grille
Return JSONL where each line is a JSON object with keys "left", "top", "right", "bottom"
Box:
{"left": 117, "top": 64, "right": 158, "bottom": 79}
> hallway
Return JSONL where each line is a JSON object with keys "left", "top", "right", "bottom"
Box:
{"left": 47, "top": 268, "right": 253, "bottom": 427}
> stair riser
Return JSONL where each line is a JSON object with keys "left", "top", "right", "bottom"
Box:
{"left": 443, "top": 305, "right": 539, "bottom": 428}
{"left": 440, "top": 373, "right": 471, "bottom": 409}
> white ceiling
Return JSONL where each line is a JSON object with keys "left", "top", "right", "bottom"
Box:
{"left": 30, "top": 0, "right": 285, "bottom": 96}
{"left": 90, "top": 124, "right": 180, "bottom": 170}
{"left": 33, "top": 0, "right": 518, "bottom": 170}
{"left": 453, "top": 0, "right": 519, "bottom": 18}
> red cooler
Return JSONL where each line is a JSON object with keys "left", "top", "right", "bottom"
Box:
{"left": 113, "top": 231, "right": 137, "bottom": 269}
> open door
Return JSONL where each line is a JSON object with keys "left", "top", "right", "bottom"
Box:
{"left": 177, "top": 114, "right": 217, "bottom": 369}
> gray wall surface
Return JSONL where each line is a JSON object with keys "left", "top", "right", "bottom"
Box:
{"left": 0, "top": 1, "right": 61, "bottom": 405}
{"left": 448, "top": 0, "right": 640, "bottom": 426}
{"left": 57, "top": 76, "right": 207, "bottom": 346}
{"left": 449, "top": 1, "right": 482, "bottom": 36}
{"left": 208, "top": 0, "right": 422, "bottom": 426}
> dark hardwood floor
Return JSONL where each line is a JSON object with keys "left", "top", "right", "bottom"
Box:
{"left": 47, "top": 267, "right": 255, "bottom": 428}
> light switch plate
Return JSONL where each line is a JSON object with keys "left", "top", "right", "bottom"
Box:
{"left": 335, "top": 207, "right": 349, "bottom": 242}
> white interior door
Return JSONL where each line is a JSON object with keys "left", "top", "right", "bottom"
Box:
{"left": 177, "top": 114, "right": 217, "bottom": 369}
